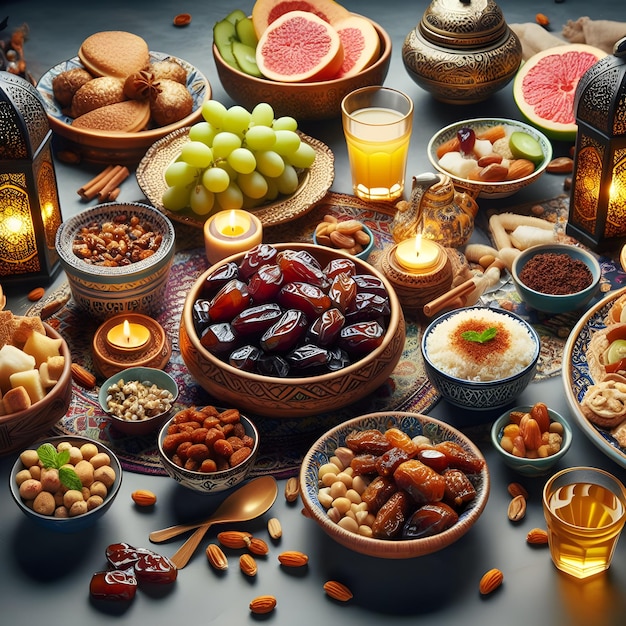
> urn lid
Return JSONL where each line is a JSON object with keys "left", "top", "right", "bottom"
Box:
{"left": 419, "top": 0, "right": 509, "bottom": 48}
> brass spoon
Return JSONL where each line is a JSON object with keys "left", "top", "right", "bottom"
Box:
{"left": 149, "top": 476, "right": 278, "bottom": 569}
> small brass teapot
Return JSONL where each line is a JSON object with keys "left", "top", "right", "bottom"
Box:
{"left": 391, "top": 173, "right": 478, "bottom": 248}
{"left": 402, "top": 0, "right": 522, "bottom": 104}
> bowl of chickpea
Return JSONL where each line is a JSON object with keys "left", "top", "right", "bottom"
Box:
{"left": 54, "top": 201, "right": 175, "bottom": 321}
{"left": 10, "top": 435, "right": 122, "bottom": 532}
{"left": 299, "top": 411, "right": 489, "bottom": 558}
{"left": 490, "top": 403, "right": 572, "bottom": 477}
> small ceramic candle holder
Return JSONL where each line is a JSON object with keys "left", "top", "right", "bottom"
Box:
{"left": 204, "top": 209, "right": 263, "bottom": 265}
{"left": 92, "top": 313, "right": 171, "bottom": 378}
{"left": 379, "top": 240, "right": 453, "bottom": 316}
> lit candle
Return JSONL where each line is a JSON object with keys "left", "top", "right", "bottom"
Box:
{"left": 395, "top": 233, "right": 441, "bottom": 272}
{"left": 204, "top": 209, "right": 263, "bottom": 265}
{"left": 106, "top": 319, "right": 150, "bottom": 351}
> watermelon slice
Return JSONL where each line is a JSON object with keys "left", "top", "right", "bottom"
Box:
{"left": 513, "top": 44, "right": 607, "bottom": 141}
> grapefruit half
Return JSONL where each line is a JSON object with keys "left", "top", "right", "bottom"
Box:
{"left": 256, "top": 11, "right": 344, "bottom": 82}
{"left": 252, "top": 0, "right": 350, "bottom": 39}
{"left": 334, "top": 14, "right": 381, "bottom": 78}
{"left": 513, "top": 44, "right": 607, "bottom": 141}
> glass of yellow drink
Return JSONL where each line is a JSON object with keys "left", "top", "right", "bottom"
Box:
{"left": 341, "top": 86, "right": 414, "bottom": 202}
{"left": 543, "top": 466, "right": 626, "bottom": 579}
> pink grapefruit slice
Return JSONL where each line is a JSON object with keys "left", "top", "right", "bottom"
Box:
{"left": 252, "top": 0, "right": 350, "bottom": 39}
{"left": 333, "top": 14, "right": 381, "bottom": 78}
{"left": 256, "top": 10, "right": 344, "bottom": 82}
{"left": 513, "top": 44, "right": 607, "bottom": 141}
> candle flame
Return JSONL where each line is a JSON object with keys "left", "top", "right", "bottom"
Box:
{"left": 229, "top": 210, "right": 237, "bottom": 234}
{"left": 414, "top": 233, "right": 422, "bottom": 257}
{"left": 123, "top": 319, "right": 131, "bottom": 344}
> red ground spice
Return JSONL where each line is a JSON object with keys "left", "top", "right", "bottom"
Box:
{"left": 518, "top": 252, "right": 593, "bottom": 295}
{"left": 450, "top": 320, "right": 511, "bottom": 363}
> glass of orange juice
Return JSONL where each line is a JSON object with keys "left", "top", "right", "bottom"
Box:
{"left": 341, "top": 86, "right": 414, "bottom": 202}
{"left": 543, "top": 466, "right": 626, "bottom": 579}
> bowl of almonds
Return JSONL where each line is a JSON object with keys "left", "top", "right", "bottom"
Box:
{"left": 427, "top": 117, "right": 552, "bottom": 199}
{"left": 313, "top": 216, "right": 375, "bottom": 262}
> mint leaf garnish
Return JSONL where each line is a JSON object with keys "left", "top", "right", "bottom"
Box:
{"left": 37, "top": 443, "right": 82, "bottom": 490}
{"left": 461, "top": 327, "right": 497, "bottom": 343}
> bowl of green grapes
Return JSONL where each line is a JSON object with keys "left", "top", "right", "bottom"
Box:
{"left": 136, "top": 100, "right": 334, "bottom": 228}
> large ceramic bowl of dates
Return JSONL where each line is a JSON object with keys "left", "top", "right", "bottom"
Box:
{"left": 10, "top": 435, "right": 122, "bottom": 532}
{"left": 179, "top": 243, "right": 406, "bottom": 418}
{"left": 427, "top": 118, "right": 552, "bottom": 199}
{"left": 55, "top": 201, "right": 175, "bottom": 320}
{"left": 157, "top": 405, "right": 259, "bottom": 493}
{"left": 511, "top": 243, "right": 601, "bottom": 314}
{"left": 299, "top": 411, "right": 489, "bottom": 558}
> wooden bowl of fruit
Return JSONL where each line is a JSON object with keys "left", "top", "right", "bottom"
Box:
{"left": 179, "top": 243, "right": 406, "bottom": 418}
{"left": 212, "top": 6, "right": 392, "bottom": 121}
{"left": 427, "top": 117, "right": 552, "bottom": 199}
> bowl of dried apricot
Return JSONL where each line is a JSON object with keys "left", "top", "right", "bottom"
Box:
{"left": 427, "top": 118, "right": 552, "bottom": 199}
{"left": 299, "top": 411, "right": 489, "bottom": 558}
{"left": 490, "top": 402, "right": 572, "bottom": 477}
{"left": 157, "top": 405, "right": 259, "bottom": 493}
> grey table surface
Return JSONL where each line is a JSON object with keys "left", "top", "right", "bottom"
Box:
{"left": 2, "top": 1, "right": 626, "bottom": 624}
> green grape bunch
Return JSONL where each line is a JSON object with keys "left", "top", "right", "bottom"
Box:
{"left": 161, "top": 100, "right": 316, "bottom": 216}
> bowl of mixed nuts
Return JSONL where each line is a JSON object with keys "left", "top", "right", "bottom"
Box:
{"left": 98, "top": 367, "right": 178, "bottom": 436}
{"left": 55, "top": 202, "right": 175, "bottom": 320}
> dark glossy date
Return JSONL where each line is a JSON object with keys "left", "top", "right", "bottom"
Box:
{"left": 200, "top": 322, "right": 238, "bottom": 355}
{"left": 324, "top": 257, "right": 356, "bottom": 280}
{"left": 345, "top": 292, "right": 390, "bottom": 323}
{"left": 307, "top": 308, "right": 345, "bottom": 347}
{"left": 201, "top": 262, "right": 239, "bottom": 298}
{"left": 231, "top": 302, "right": 283, "bottom": 337}
{"left": 229, "top": 344, "right": 261, "bottom": 372}
{"left": 372, "top": 490, "right": 413, "bottom": 539}
{"left": 277, "top": 282, "right": 331, "bottom": 320}
{"left": 260, "top": 309, "right": 308, "bottom": 353}
{"left": 90, "top": 570, "right": 138, "bottom": 601}
{"left": 345, "top": 428, "right": 392, "bottom": 455}
{"left": 286, "top": 344, "right": 329, "bottom": 370}
{"left": 328, "top": 273, "right": 357, "bottom": 313}
{"left": 134, "top": 553, "right": 178, "bottom": 585}
{"left": 402, "top": 502, "right": 459, "bottom": 539}
{"left": 208, "top": 279, "right": 251, "bottom": 323}
{"left": 247, "top": 263, "right": 284, "bottom": 303}
{"left": 339, "top": 320, "right": 385, "bottom": 355}
{"left": 393, "top": 459, "right": 446, "bottom": 505}
{"left": 239, "top": 244, "right": 278, "bottom": 280}
{"left": 257, "top": 353, "right": 290, "bottom": 377}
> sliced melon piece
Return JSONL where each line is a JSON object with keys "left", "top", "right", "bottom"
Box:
{"left": 513, "top": 43, "right": 607, "bottom": 141}
{"left": 232, "top": 41, "right": 263, "bottom": 77}
{"left": 213, "top": 19, "right": 239, "bottom": 69}
{"left": 256, "top": 10, "right": 344, "bottom": 82}
{"left": 225, "top": 9, "right": 248, "bottom": 25}
{"left": 236, "top": 16, "right": 259, "bottom": 48}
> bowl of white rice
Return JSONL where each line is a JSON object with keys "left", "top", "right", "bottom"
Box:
{"left": 421, "top": 306, "right": 540, "bottom": 410}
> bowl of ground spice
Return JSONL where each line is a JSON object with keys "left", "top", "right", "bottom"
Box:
{"left": 511, "top": 243, "right": 601, "bottom": 314}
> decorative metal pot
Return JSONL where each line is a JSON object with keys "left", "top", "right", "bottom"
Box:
{"left": 402, "top": 0, "right": 522, "bottom": 104}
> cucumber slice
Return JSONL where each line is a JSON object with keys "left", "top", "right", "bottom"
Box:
{"left": 232, "top": 41, "right": 263, "bottom": 77}
{"left": 509, "top": 131, "right": 544, "bottom": 164}
{"left": 225, "top": 9, "right": 247, "bottom": 25}
{"left": 236, "top": 17, "right": 258, "bottom": 49}
{"left": 213, "top": 19, "right": 238, "bottom": 69}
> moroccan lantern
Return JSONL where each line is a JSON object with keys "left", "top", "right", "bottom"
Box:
{"left": 566, "top": 38, "right": 626, "bottom": 252}
{"left": 0, "top": 71, "right": 63, "bottom": 283}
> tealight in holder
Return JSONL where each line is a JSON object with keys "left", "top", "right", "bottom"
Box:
{"left": 92, "top": 313, "right": 171, "bottom": 378}
{"left": 379, "top": 239, "right": 454, "bottom": 316}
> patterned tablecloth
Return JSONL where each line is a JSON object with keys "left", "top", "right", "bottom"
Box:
{"left": 30, "top": 192, "right": 626, "bottom": 478}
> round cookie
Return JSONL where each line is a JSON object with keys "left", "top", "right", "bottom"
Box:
{"left": 78, "top": 31, "right": 150, "bottom": 79}
{"left": 72, "top": 100, "right": 150, "bottom": 133}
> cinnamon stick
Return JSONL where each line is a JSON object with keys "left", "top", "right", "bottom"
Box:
{"left": 78, "top": 165, "right": 116, "bottom": 200}
{"left": 97, "top": 166, "right": 130, "bottom": 202}
{"left": 423, "top": 277, "right": 477, "bottom": 318}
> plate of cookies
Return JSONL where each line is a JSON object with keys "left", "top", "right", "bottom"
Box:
{"left": 36, "top": 30, "right": 210, "bottom": 165}
{"left": 563, "top": 286, "right": 626, "bottom": 468}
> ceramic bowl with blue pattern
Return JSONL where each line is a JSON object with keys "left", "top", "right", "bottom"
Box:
{"left": 55, "top": 202, "right": 175, "bottom": 320}
{"left": 37, "top": 51, "right": 210, "bottom": 165}
{"left": 421, "top": 306, "right": 540, "bottom": 411}
{"left": 299, "top": 411, "right": 489, "bottom": 558}
{"left": 157, "top": 411, "right": 259, "bottom": 494}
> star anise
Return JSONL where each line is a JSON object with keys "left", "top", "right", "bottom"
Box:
{"left": 123, "top": 70, "right": 162, "bottom": 100}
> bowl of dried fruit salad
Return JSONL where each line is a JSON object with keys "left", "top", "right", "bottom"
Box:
{"left": 299, "top": 411, "right": 490, "bottom": 558}
{"left": 427, "top": 118, "right": 552, "bottom": 199}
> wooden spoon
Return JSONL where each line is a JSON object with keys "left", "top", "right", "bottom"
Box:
{"left": 149, "top": 476, "right": 278, "bottom": 569}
